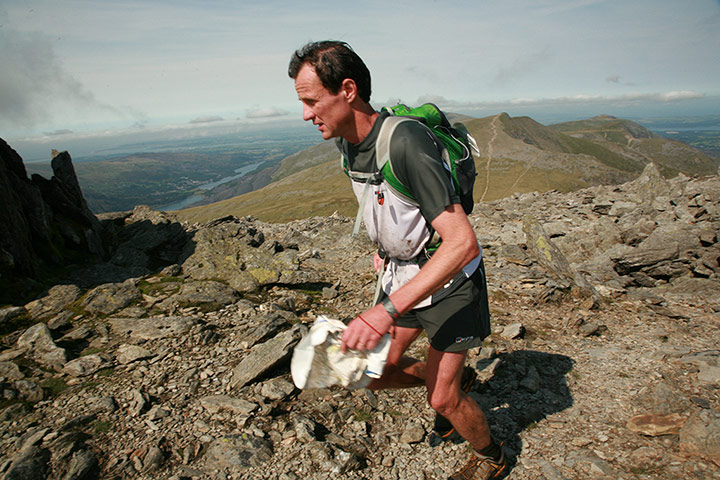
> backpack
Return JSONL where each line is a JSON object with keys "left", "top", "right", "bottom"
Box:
{"left": 343, "top": 103, "right": 480, "bottom": 237}
{"left": 379, "top": 103, "right": 479, "bottom": 214}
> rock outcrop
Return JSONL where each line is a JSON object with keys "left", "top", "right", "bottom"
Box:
{"left": 0, "top": 140, "right": 104, "bottom": 303}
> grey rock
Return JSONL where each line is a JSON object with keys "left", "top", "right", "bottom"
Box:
{"left": 0, "top": 361, "right": 24, "bottom": 380}
{"left": 115, "top": 344, "right": 153, "bottom": 364}
{"left": 142, "top": 446, "right": 164, "bottom": 474}
{"left": 181, "top": 218, "right": 314, "bottom": 292}
{"left": 322, "top": 287, "right": 339, "bottom": 299}
{"left": 16, "top": 427, "right": 50, "bottom": 450}
{"left": 566, "top": 452, "right": 616, "bottom": 476}
{"left": 16, "top": 323, "right": 68, "bottom": 369}
{"left": 523, "top": 215, "right": 595, "bottom": 297}
{"left": 293, "top": 414, "right": 316, "bottom": 443}
{"left": 109, "top": 206, "right": 188, "bottom": 270}
{"left": 0, "top": 403, "right": 28, "bottom": 422}
{"left": 156, "top": 280, "right": 238, "bottom": 312}
{"left": 147, "top": 405, "right": 170, "bottom": 421}
{"left": 500, "top": 323, "right": 525, "bottom": 340}
{"left": 204, "top": 435, "right": 273, "bottom": 471}
{"left": 680, "top": 350, "right": 720, "bottom": 385}
{"left": 81, "top": 281, "right": 142, "bottom": 316}
{"left": 0, "top": 307, "right": 27, "bottom": 325}
{"left": 260, "top": 377, "right": 296, "bottom": 401}
{"left": 2, "top": 445, "right": 50, "bottom": 480}
{"left": 239, "top": 313, "right": 289, "bottom": 349}
{"left": 14, "top": 379, "right": 43, "bottom": 402}
{"left": 0, "top": 142, "right": 103, "bottom": 300}
{"left": 62, "top": 449, "right": 99, "bottom": 480}
{"left": 129, "top": 389, "right": 149, "bottom": 417}
{"left": 230, "top": 324, "right": 306, "bottom": 389}
{"left": 108, "top": 316, "right": 197, "bottom": 341}
{"left": 62, "top": 354, "right": 108, "bottom": 377}
{"left": 633, "top": 381, "right": 690, "bottom": 415}
{"left": 577, "top": 322, "right": 602, "bottom": 337}
{"left": 400, "top": 420, "right": 425, "bottom": 444}
{"left": 630, "top": 163, "right": 671, "bottom": 202}
{"left": 59, "top": 414, "right": 97, "bottom": 432}
{"left": 679, "top": 410, "right": 720, "bottom": 465}
{"left": 48, "top": 432, "right": 87, "bottom": 463}
{"left": 199, "top": 395, "right": 258, "bottom": 416}
{"left": 24, "top": 284, "right": 82, "bottom": 320}
{"left": 611, "top": 243, "right": 679, "bottom": 276}
{"left": 88, "top": 396, "right": 118, "bottom": 413}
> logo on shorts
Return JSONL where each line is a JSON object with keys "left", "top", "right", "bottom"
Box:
{"left": 455, "top": 335, "right": 474, "bottom": 344}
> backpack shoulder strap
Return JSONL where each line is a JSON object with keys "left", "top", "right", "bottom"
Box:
{"left": 375, "top": 116, "right": 418, "bottom": 204}
{"left": 375, "top": 115, "right": 412, "bottom": 170}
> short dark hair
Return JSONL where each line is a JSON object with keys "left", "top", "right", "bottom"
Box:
{"left": 288, "top": 40, "right": 372, "bottom": 103}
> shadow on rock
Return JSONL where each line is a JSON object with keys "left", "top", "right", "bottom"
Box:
{"left": 469, "top": 350, "right": 575, "bottom": 474}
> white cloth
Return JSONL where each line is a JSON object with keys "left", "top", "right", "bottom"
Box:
{"left": 291, "top": 316, "right": 391, "bottom": 390}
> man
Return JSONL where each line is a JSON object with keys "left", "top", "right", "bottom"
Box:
{"left": 289, "top": 40, "right": 506, "bottom": 480}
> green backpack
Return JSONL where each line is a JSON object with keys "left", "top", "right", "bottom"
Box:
{"left": 344, "top": 103, "right": 479, "bottom": 237}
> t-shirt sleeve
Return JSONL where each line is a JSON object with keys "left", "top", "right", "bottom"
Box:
{"left": 388, "top": 121, "right": 460, "bottom": 223}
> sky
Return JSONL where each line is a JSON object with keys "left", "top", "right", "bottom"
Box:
{"left": 2, "top": 0, "right": 720, "bottom": 152}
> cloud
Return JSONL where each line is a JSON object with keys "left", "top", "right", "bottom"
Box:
{"left": 443, "top": 90, "right": 707, "bottom": 110}
{"left": 0, "top": 25, "right": 130, "bottom": 130}
{"left": 42, "top": 129, "right": 74, "bottom": 136}
{"left": 245, "top": 107, "right": 289, "bottom": 119}
{"left": 492, "top": 48, "right": 553, "bottom": 87}
{"left": 606, "top": 75, "right": 637, "bottom": 87}
{"left": 189, "top": 115, "right": 224, "bottom": 124}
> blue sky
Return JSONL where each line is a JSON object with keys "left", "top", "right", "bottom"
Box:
{"left": 2, "top": 0, "right": 719, "bottom": 143}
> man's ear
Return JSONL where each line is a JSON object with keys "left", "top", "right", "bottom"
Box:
{"left": 341, "top": 78, "right": 358, "bottom": 103}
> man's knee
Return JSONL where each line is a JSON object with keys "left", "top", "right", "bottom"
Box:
{"left": 427, "top": 388, "right": 462, "bottom": 416}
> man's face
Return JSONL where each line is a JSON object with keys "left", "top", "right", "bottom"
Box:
{"left": 294, "top": 64, "right": 351, "bottom": 140}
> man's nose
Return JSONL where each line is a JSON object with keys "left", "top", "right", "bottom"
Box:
{"left": 302, "top": 104, "right": 314, "bottom": 122}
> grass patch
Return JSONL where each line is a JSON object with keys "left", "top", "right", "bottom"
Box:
{"left": 40, "top": 377, "right": 69, "bottom": 396}
{"left": 80, "top": 346, "right": 107, "bottom": 356}
{"left": 353, "top": 408, "right": 373, "bottom": 422}
{"left": 94, "top": 420, "right": 113, "bottom": 435}
{"left": 138, "top": 277, "right": 184, "bottom": 296}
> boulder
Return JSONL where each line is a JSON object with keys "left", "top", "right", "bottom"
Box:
{"left": 181, "top": 217, "right": 314, "bottom": 292}
{"left": 230, "top": 324, "right": 306, "bottom": 389}
{"left": 16, "top": 323, "right": 68, "bottom": 369}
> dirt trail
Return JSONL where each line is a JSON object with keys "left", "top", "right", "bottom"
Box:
{"left": 480, "top": 114, "right": 500, "bottom": 202}
{"left": 504, "top": 151, "right": 545, "bottom": 198}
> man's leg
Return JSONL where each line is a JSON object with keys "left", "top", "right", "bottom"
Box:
{"left": 425, "top": 346, "right": 492, "bottom": 450}
{"left": 367, "top": 326, "right": 425, "bottom": 390}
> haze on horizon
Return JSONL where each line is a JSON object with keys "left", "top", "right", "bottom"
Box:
{"left": 2, "top": 0, "right": 719, "bottom": 155}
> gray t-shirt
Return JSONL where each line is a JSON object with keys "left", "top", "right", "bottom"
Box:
{"left": 337, "top": 111, "right": 459, "bottom": 224}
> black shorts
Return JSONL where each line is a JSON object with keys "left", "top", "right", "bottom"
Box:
{"left": 380, "top": 259, "right": 491, "bottom": 352}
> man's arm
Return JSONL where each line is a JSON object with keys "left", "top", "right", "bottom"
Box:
{"left": 341, "top": 203, "right": 479, "bottom": 352}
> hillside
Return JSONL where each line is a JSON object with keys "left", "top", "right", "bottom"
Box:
{"left": 1, "top": 159, "right": 718, "bottom": 479}
{"left": 549, "top": 115, "right": 720, "bottom": 177}
{"left": 175, "top": 113, "right": 719, "bottom": 224}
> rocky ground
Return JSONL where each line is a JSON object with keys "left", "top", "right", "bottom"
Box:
{"left": 1, "top": 163, "right": 719, "bottom": 480}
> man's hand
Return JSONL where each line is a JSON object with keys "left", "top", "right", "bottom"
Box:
{"left": 341, "top": 304, "right": 393, "bottom": 352}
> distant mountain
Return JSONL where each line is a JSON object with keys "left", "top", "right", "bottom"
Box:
{"left": 548, "top": 115, "right": 719, "bottom": 176}
{"left": 174, "top": 113, "right": 719, "bottom": 224}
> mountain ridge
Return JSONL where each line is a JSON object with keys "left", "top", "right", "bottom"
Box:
{"left": 175, "top": 112, "right": 719, "bottom": 224}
